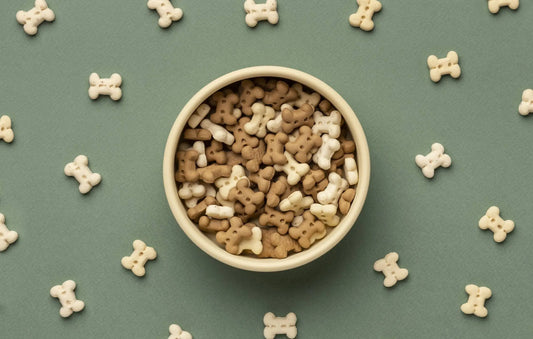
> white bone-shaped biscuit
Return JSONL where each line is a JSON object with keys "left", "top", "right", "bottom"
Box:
{"left": 287, "top": 84, "right": 321, "bottom": 108}
{"left": 344, "top": 157, "right": 359, "bottom": 185}
{"left": 0, "top": 213, "right": 18, "bottom": 252}
{"left": 16, "top": 0, "right": 55, "bottom": 36}
{"left": 245, "top": 102, "right": 276, "bottom": 138}
{"left": 64, "top": 155, "right": 102, "bottom": 194}
{"left": 147, "top": 0, "right": 183, "bottom": 28}
{"left": 488, "top": 0, "right": 519, "bottom": 14}
{"left": 121, "top": 240, "right": 157, "bottom": 277}
{"left": 266, "top": 104, "right": 291, "bottom": 133}
{"left": 238, "top": 226, "right": 263, "bottom": 254}
{"left": 263, "top": 312, "right": 297, "bottom": 339}
{"left": 184, "top": 185, "right": 215, "bottom": 208}
{"left": 168, "top": 324, "right": 192, "bottom": 339}
{"left": 518, "top": 89, "right": 533, "bottom": 116}
{"left": 206, "top": 205, "right": 234, "bottom": 219}
{"left": 50, "top": 280, "right": 85, "bottom": 318}
{"left": 415, "top": 143, "right": 451, "bottom": 179}
{"left": 178, "top": 182, "right": 206, "bottom": 200}
{"left": 188, "top": 104, "right": 210, "bottom": 128}
{"left": 274, "top": 152, "right": 310, "bottom": 185}
{"left": 244, "top": 0, "right": 279, "bottom": 28}
{"left": 199, "top": 119, "right": 235, "bottom": 145}
{"left": 373, "top": 252, "right": 408, "bottom": 287}
{"left": 312, "top": 110, "right": 341, "bottom": 138}
{"left": 427, "top": 51, "right": 461, "bottom": 83}
{"left": 215, "top": 165, "right": 247, "bottom": 200}
{"left": 279, "top": 191, "right": 314, "bottom": 215}
{"left": 461, "top": 284, "right": 492, "bottom": 318}
{"left": 317, "top": 172, "right": 348, "bottom": 206}
{"left": 349, "top": 0, "right": 382, "bottom": 32}
{"left": 313, "top": 134, "right": 341, "bottom": 170}
{"left": 191, "top": 141, "right": 207, "bottom": 167}
{"left": 88, "top": 73, "right": 122, "bottom": 101}
{"left": 0, "top": 115, "right": 14, "bottom": 143}
{"left": 310, "top": 203, "right": 340, "bottom": 227}
{"left": 478, "top": 206, "right": 514, "bottom": 242}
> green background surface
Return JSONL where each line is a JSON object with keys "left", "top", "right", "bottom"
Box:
{"left": 0, "top": 0, "right": 532, "bottom": 338}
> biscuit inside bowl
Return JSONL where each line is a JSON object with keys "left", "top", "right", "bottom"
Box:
{"left": 163, "top": 66, "right": 370, "bottom": 272}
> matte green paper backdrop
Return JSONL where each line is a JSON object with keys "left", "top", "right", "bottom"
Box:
{"left": 1, "top": 1, "right": 533, "bottom": 338}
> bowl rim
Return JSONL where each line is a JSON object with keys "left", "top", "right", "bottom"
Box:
{"left": 163, "top": 65, "right": 370, "bottom": 272}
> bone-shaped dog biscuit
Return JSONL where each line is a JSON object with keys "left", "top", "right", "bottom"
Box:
{"left": 415, "top": 143, "right": 451, "bottom": 179}
{"left": 274, "top": 152, "right": 310, "bottom": 185}
{"left": 488, "top": 0, "right": 519, "bottom": 14}
{"left": 206, "top": 205, "right": 234, "bottom": 219}
{"left": 312, "top": 110, "right": 342, "bottom": 138}
{"left": 373, "top": 252, "right": 408, "bottom": 287}
{"left": 349, "top": 0, "right": 382, "bottom": 32}
{"left": 191, "top": 141, "right": 207, "bottom": 167}
{"left": 344, "top": 157, "right": 359, "bottom": 185}
{"left": 178, "top": 182, "right": 206, "bottom": 200}
{"left": 147, "top": 0, "right": 183, "bottom": 28}
{"left": 0, "top": 115, "right": 14, "bottom": 143}
{"left": 427, "top": 51, "right": 461, "bottom": 83}
{"left": 88, "top": 73, "right": 122, "bottom": 101}
{"left": 0, "top": 213, "right": 18, "bottom": 252}
{"left": 121, "top": 240, "right": 157, "bottom": 277}
{"left": 245, "top": 102, "right": 276, "bottom": 138}
{"left": 244, "top": 0, "right": 279, "bottom": 28}
{"left": 16, "top": 0, "right": 55, "bottom": 36}
{"left": 50, "top": 280, "right": 85, "bottom": 318}
{"left": 461, "top": 284, "right": 492, "bottom": 318}
{"left": 313, "top": 134, "right": 341, "bottom": 170}
{"left": 279, "top": 191, "right": 314, "bottom": 215}
{"left": 310, "top": 203, "right": 340, "bottom": 227}
{"left": 317, "top": 172, "right": 348, "bottom": 206}
{"left": 168, "top": 324, "right": 192, "bottom": 339}
{"left": 215, "top": 165, "right": 248, "bottom": 200}
{"left": 479, "top": 206, "right": 515, "bottom": 242}
{"left": 200, "top": 119, "right": 235, "bottom": 145}
{"left": 518, "top": 89, "right": 533, "bottom": 116}
{"left": 263, "top": 312, "right": 297, "bottom": 339}
{"left": 287, "top": 83, "right": 321, "bottom": 108}
{"left": 188, "top": 104, "right": 210, "bottom": 128}
{"left": 238, "top": 226, "right": 263, "bottom": 254}
{"left": 64, "top": 155, "right": 102, "bottom": 194}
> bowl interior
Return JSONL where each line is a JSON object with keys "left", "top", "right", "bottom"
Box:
{"left": 163, "top": 66, "right": 370, "bottom": 272}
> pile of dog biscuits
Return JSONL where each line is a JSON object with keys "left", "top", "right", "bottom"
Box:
{"left": 175, "top": 78, "right": 358, "bottom": 258}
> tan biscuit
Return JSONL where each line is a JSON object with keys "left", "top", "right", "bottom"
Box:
{"left": 263, "top": 80, "right": 298, "bottom": 110}
{"left": 285, "top": 126, "right": 322, "bottom": 162}
{"left": 226, "top": 151, "right": 246, "bottom": 167}
{"left": 183, "top": 128, "right": 212, "bottom": 141}
{"left": 241, "top": 140, "right": 266, "bottom": 173}
{"left": 281, "top": 104, "right": 314, "bottom": 134}
{"left": 209, "top": 90, "right": 239, "bottom": 126}
{"left": 302, "top": 169, "right": 326, "bottom": 192}
{"left": 259, "top": 206, "right": 294, "bottom": 235}
{"left": 228, "top": 179, "right": 265, "bottom": 215}
{"left": 339, "top": 188, "right": 356, "bottom": 215}
{"left": 197, "top": 164, "right": 232, "bottom": 183}
{"left": 198, "top": 216, "right": 230, "bottom": 233}
{"left": 249, "top": 166, "right": 275, "bottom": 193}
{"left": 206, "top": 140, "right": 227, "bottom": 165}
{"left": 258, "top": 228, "right": 278, "bottom": 258}
{"left": 266, "top": 176, "right": 288, "bottom": 207}
{"left": 187, "top": 196, "right": 217, "bottom": 221}
{"left": 333, "top": 135, "right": 356, "bottom": 160}
{"left": 258, "top": 229, "right": 302, "bottom": 259}
{"left": 318, "top": 99, "right": 335, "bottom": 115}
{"left": 175, "top": 150, "right": 199, "bottom": 182}
{"left": 230, "top": 117, "right": 259, "bottom": 154}
{"left": 238, "top": 79, "right": 265, "bottom": 115}
{"left": 263, "top": 132, "right": 289, "bottom": 165}
{"left": 233, "top": 202, "right": 263, "bottom": 223}
{"left": 215, "top": 217, "right": 253, "bottom": 255}
{"left": 288, "top": 211, "right": 327, "bottom": 249}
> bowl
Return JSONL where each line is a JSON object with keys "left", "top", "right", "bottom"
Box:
{"left": 163, "top": 66, "right": 370, "bottom": 272}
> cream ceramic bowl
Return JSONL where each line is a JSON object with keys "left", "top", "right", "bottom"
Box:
{"left": 163, "top": 66, "right": 370, "bottom": 272}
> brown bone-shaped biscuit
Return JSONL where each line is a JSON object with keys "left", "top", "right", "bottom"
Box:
{"left": 206, "top": 140, "right": 227, "bottom": 165}
{"left": 319, "top": 99, "right": 335, "bottom": 115}
{"left": 226, "top": 152, "right": 246, "bottom": 167}
{"left": 215, "top": 217, "right": 253, "bottom": 255}
{"left": 259, "top": 206, "right": 294, "bottom": 235}
{"left": 258, "top": 229, "right": 302, "bottom": 259}
{"left": 187, "top": 196, "right": 217, "bottom": 221}
{"left": 285, "top": 126, "right": 323, "bottom": 162}
{"left": 198, "top": 216, "right": 230, "bottom": 233}
{"left": 238, "top": 80, "right": 265, "bottom": 116}
{"left": 197, "top": 164, "right": 232, "bottom": 183}
{"left": 262, "top": 132, "right": 288, "bottom": 166}
{"left": 183, "top": 128, "right": 212, "bottom": 141}
{"left": 209, "top": 90, "right": 239, "bottom": 126}
{"left": 288, "top": 211, "right": 327, "bottom": 249}
{"left": 266, "top": 176, "right": 288, "bottom": 207}
{"left": 333, "top": 135, "right": 356, "bottom": 160}
{"left": 263, "top": 80, "right": 298, "bottom": 110}
{"left": 249, "top": 166, "right": 275, "bottom": 193}
{"left": 231, "top": 117, "right": 259, "bottom": 154}
{"left": 281, "top": 104, "right": 314, "bottom": 134}
{"left": 302, "top": 169, "right": 326, "bottom": 193}
{"left": 228, "top": 179, "right": 264, "bottom": 215}
{"left": 175, "top": 150, "right": 199, "bottom": 182}
{"left": 339, "top": 188, "right": 356, "bottom": 215}
{"left": 241, "top": 140, "right": 265, "bottom": 173}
